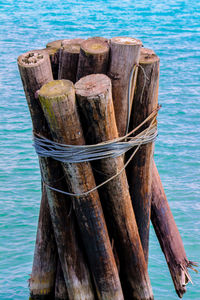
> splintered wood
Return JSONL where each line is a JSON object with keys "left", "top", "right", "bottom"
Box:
{"left": 18, "top": 36, "right": 195, "bottom": 300}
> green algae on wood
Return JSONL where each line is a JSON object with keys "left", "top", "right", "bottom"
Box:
{"left": 38, "top": 79, "right": 124, "bottom": 300}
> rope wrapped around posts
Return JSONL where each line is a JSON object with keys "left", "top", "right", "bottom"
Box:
{"left": 33, "top": 108, "right": 159, "bottom": 197}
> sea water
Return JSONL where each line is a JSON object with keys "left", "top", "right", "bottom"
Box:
{"left": 0, "top": 0, "right": 199, "bottom": 299}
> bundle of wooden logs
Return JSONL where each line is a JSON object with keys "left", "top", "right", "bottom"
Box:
{"left": 17, "top": 36, "right": 197, "bottom": 300}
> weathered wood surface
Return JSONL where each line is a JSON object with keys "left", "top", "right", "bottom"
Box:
{"left": 61, "top": 38, "right": 84, "bottom": 47}
{"left": 75, "top": 74, "right": 153, "bottom": 300}
{"left": 18, "top": 51, "right": 94, "bottom": 300}
{"left": 38, "top": 80, "right": 124, "bottom": 300}
{"left": 55, "top": 259, "right": 69, "bottom": 300}
{"left": 107, "top": 36, "right": 142, "bottom": 136}
{"left": 76, "top": 38, "right": 109, "bottom": 81}
{"left": 29, "top": 186, "right": 57, "bottom": 299}
{"left": 151, "top": 161, "right": 196, "bottom": 298}
{"left": 46, "top": 40, "right": 64, "bottom": 80}
{"left": 58, "top": 39, "right": 84, "bottom": 82}
{"left": 127, "top": 48, "right": 160, "bottom": 262}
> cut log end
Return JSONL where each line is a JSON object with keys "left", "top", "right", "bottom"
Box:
{"left": 75, "top": 73, "right": 111, "bottom": 97}
{"left": 39, "top": 80, "right": 73, "bottom": 98}
{"left": 46, "top": 40, "right": 63, "bottom": 49}
{"left": 62, "top": 43, "right": 81, "bottom": 54}
{"left": 140, "top": 48, "right": 160, "bottom": 64}
{"left": 18, "top": 50, "right": 48, "bottom": 67}
{"left": 110, "top": 36, "right": 142, "bottom": 46}
{"left": 61, "top": 38, "right": 84, "bottom": 47}
{"left": 81, "top": 38, "right": 109, "bottom": 55}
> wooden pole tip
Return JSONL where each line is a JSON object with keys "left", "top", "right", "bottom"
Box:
{"left": 75, "top": 74, "right": 111, "bottom": 97}
{"left": 111, "top": 36, "right": 142, "bottom": 46}
{"left": 39, "top": 79, "right": 74, "bottom": 98}
{"left": 61, "top": 38, "right": 84, "bottom": 47}
{"left": 81, "top": 39, "right": 109, "bottom": 55}
{"left": 46, "top": 40, "right": 63, "bottom": 49}
{"left": 140, "top": 48, "right": 160, "bottom": 64}
{"left": 18, "top": 50, "right": 48, "bottom": 67}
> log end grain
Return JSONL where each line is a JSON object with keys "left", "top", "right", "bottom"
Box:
{"left": 61, "top": 38, "right": 84, "bottom": 47}
{"left": 75, "top": 73, "right": 111, "bottom": 97}
{"left": 110, "top": 36, "right": 142, "bottom": 46}
{"left": 140, "top": 48, "right": 160, "bottom": 64}
{"left": 39, "top": 79, "right": 73, "bottom": 98}
{"left": 46, "top": 40, "right": 63, "bottom": 49}
{"left": 81, "top": 38, "right": 109, "bottom": 55}
{"left": 18, "top": 50, "right": 49, "bottom": 68}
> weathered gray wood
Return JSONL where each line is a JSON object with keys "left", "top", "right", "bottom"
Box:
{"left": 127, "top": 48, "right": 160, "bottom": 262}
{"left": 76, "top": 38, "right": 109, "bottom": 81}
{"left": 18, "top": 51, "right": 94, "bottom": 300}
{"left": 38, "top": 79, "right": 124, "bottom": 300}
{"left": 75, "top": 74, "right": 154, "bottom": 300}
{"left": 107, "top": 36, "right": 142, "bottom": 136}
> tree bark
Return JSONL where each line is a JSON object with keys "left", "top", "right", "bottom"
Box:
{"left": 18, "top": 51, "right": 94, "bottom": 300}
{"left": 107, "top": 36, "right": 142, "bottom": 136}
{"left": 76, "top": 38, "right": 109, "bottom": 81}
{"left": 58, "top": 39, "right": 84, "bottom": 82}
{"left": 75, "top": 74, "right": 154, "bottom": 300}
{"left": 38, "top": 80, "right": 124, "bottom": 300}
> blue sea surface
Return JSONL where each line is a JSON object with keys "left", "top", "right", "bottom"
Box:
{"left": 0, "top": 0, "right": 199, "bottom": 299}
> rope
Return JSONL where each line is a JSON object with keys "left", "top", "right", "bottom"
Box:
{"left": 34, "top": 108, "right": 159, "bottom": 197}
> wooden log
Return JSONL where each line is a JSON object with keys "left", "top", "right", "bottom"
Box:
{"left": 76, "top": 38, "right": 109, "bottom": 81}
{"left": 126, "top": 48, "right": 160, "bottom": 262}
{"left": 46, "top": 40, "right": 64, "bottom": 80}
{"left": 38, "top": 80, "right": 124, "bottom": 300}
{"left": 29, "top": 186, "right": 57, "bottom": 299}
{"left": 151, "top": 161, "right": 196, "bottom": 297}
{"left": 61, "top": 38, "right": 84, "bottom": 47}
{"left": 46, "top": 40, "right": 63, "bottom": 49}
{"left": 55, "top": 257, "right": 69, "bottom": 300}
{"left": 107, "top": 36, "right": 142, "bottom": 136}
{"left": 58, "top": 39, "right": 84, "bottom": 82}
{"left": 18, "top": 51, "right": 95, "bottom": 300}
{"left": 75, "top": 74, "right": 153, "bottom": 300}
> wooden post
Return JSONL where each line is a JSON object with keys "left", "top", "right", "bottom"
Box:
{"left": 38, "top": 80, "right": 124, "bottom": 300}
{"left": 127, "top": 48, "right": 160, "bottom": 262}
{"left": 29, "top": 186, "right": 57, "bottom": 299}
{"left": 75, "top": 74, "right": 153, "bottom": 300}
{"left": 151, "top": 161, "right": 196, "bottom": 297}
{"left": 61, "top": 38, "right": 84, "bottom": 47}
{"left": 107, "top": 36, "right": 142, "bottom": 136}
{"left": 58, "top": 39, "right": 84, "bottom": 82}
{"left": 18, "top": 51, "right": 94, "bottom": 300}
{"left": 55, "top": 256, "right": 69, "bottom": 300}
{"left": 76, "top": 38, "right": 109, "bottom": 81}
{"left": 46, "top": 40, "right": 64, "bottom": 80}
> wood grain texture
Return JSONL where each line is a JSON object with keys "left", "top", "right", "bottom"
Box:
{"left": 55, "top": 255, "right": 69, "bottom": 300}
{"left": 76, "top": 38, "right": 109, "bottom": 81}
{"left": 38, "top": 79, "right": 124, "bottom": 300}
{"left": 151, "top": 161, "right": 195, "bottom": 298}
{"left": 75, "top": 74, "right": 154, "bottom": 300}
{"left": 127, "top": 48, "right": 160, "bottom": 262}
{"left": 18, "top": 52, "right": 94, "bottom": 300}
{"left": 107, "top": 37, "right": 142, "bottom": 136}
{"left": 58, "top": 39, "right": 84, "bottom": 82}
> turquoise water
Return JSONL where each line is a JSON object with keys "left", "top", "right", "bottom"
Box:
{"left": 0, "top": 0, "right": 199, "bottom": 299}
